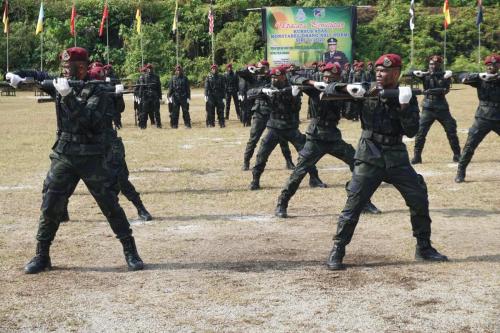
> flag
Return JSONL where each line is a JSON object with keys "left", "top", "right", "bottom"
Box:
{"left": 36, "top": 2, "right": 44, "bottom": 35}
{"left": 172, "top": 0, "right": 178, "bottom": 33}
{"left": 70, "top": 4, "right": 76, "bottom": 36}
{"left": 208, "top": 8, "right": 214, "bottom": 35}
{"left": 99, "top": 3, "right": 108, "bottom": 37}
{"left": 443, "top": 0, "right": 451, "bottom": 29}
{"left": 409, "top": 0, "right": 415, "bottom": 31}
{"left": 476, "top": 0, "right": 483, "bottom": 26}
{"left": 135, "top": 8, "right": 141, "bottom": 34}
{"left": 2, "top": 0, "right": 8, "bottom": 34}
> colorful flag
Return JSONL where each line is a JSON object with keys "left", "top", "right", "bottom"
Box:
{"left": 99, "top": 3, "right": 108, "bottom": 37}
{"left": 409, "top": 0, "right": 415, "bottom": 31}
{"left": 172, "top": 0, "right": 178, "bottom": 33}
{"left": 2, "top": 0, "right": 8, "bottom": 34}
{"left": 443, "top": 0, "right": 451, "bottom": 29}
{"left": 476, "top": 0, "right": 483, "bottom": 26}
{"left": 70, "top": 4, "right": 76, "bottom": 36}
{"left": 208, "top": 8, "right": 214, "bottom": 35}
{"left": 36, "top": 2, "right": 44, "bottom": 35}
{"left": 135, "top": 8, "right": 141, "bottom": 34}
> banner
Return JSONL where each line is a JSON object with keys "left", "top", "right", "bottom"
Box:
{"left": 263, "top": 6, "right": 357, "bottom": 68}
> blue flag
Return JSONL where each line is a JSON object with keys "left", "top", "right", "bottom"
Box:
{"left": 476, "top": 0, "right": 483, "bottom": 26}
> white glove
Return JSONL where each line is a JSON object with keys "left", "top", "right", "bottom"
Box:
{"left": 262, "top": 88, "right": 276, "bottom": 97}
{"left": 105, "top": 77, "right": 111, "bottom": 82}
{"left": 248, "top": 66, "right": 257, "bottom": 74}
{"left": 114, "top": 84, "right": 124, "bottom": 94}
{"left": 6, "top": 72, "right": 25, "bottom": 88}
{"left": 346, "top": 84, "right": 366, "bottom": 98}
{"left": 291, "top": 85, "right": 300, "bottom": 97}
{"left": 238, "top": 94, "right": 244, "bottom": 101}
{"left": 479, "top": 73, "right": 497, "bottom": 81}
{"left": 443, "top": 70, "right": 453, "bottom": 79}
{"left": 167, "top": 97, "right": 173, "bottom": 103}
{"left": 398, "top": 87, "right": 412, "bottom": 104}
{"left": 412, "top": 70, "right": 428, "bottom": 78}
{"left": 222, "top": 98, "right": 225, "bottom": 103}
{"left": 204, "top": 96, "right": 208, "bottom": 102}
{"left": 313, "top": 81, "right": 328, "bottom": 91}
{"left": 53, "top": 78, "right": 72, "bottom": 97}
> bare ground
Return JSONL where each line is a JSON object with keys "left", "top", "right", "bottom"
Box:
{"left": 0, "top": 85, "right": 498, "bottom": 332}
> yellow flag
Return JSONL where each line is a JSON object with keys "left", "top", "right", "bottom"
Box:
{"left": 443, "top": 0, "right": 451, "bottom": 28}
{"left": 36, "top": 2, "right": 44, "bottom": 35}
{"left": 172, "top": 0, "right": 178, "bottom": 32}
{"left": 135, "top": 8, "right": 141, "bottom": 33}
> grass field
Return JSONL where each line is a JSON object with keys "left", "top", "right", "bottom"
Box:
{"left": 0, "top": 85, "right": 498, "bottom": 332}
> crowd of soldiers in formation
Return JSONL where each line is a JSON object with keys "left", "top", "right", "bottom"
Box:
{"left": 4, "top": 47, "right": 499, "bottom": 274}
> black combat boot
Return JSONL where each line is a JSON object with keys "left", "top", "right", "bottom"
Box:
{"left": 450, "top": 136, "right": 461, "bottom": 163}
{"left": 249, "top": 171, "right": 261, "bottom": 190}
{"left": 133, "top": 200, "right": 152, "bottom": 221}
{"left": 24, "top": 241, "right": 52, "bottom": 274}
{"left": 455, "top": 166, "right": 466, "bottom": 183}
{"left": 185, "top": 121, "right": 192, "bottom": 129}
{"left": 274, "top": 195, "right": 289, "bottom": 218}
{"left": 411, "top": 151, "right": 422, "bottom": 164}
{"left": 452, "top": 154, "right": 460, "bottom": 163}
{"left": 60, "top": 209, "right": 70, "bottom": 223}
{"left": 326, "top": 244, "right": 346, "bottom": 270}
{"left": 285, "top": 157, "right": 295, "bottom": 170}
{"left": 309, "top": 171, "right": 327, "bottom": 188}
{"left": 362, "top": 200, "right": 382, "bottom": 214}
{"left": 120, "top": 236, "right": 144, "bottom": 271}
{"left": 415, "top": 239, "right": 448, "bottom": 262}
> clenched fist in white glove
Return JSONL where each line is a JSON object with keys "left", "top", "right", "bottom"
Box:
{"left": 248, "top": 66, "right": 257, "bottom": 74}
{"left": 346, "top": 84, "right": 366, "bottom": 98}
{"left": 238, "top": 94, "right": 244, "bottom": 101}
{"left": 313, "top": 81, "right": 328, "bottom": 91}
{"left": 398, "top": 87, "right": 412, "bottom": 104}
{"left": 262, "top": 88, "right": 276, "bottom": 97}
{"left": 412, "top": 70, "right": 428, "bottom": 78}
{"left": 479, "top": 73, "right": 498, "bottom": 81}
{"left": 115, "top": 84, "right": 124, "bottom": 94}
{"left": 291, "top": 85, "right": 300, "bottom": 97}
{"left": 443, "top": 70, "right": 453, "bottom": 79}
{"left": 204, "top": 96, "right": 208, "bottom": 102}
{"left": 53, "top": 78, "right": 72, "bottom": 97}
{"left": 5, "top": 72, "right": 25, "bottom": 88}
{"left": 168, "top": 97, "right": 173, "bottom": 103}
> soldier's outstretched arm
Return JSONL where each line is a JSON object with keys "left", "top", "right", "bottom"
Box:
{"left": 398, "top": 95, "right": 420, "bottom": 138}
{"left": 10, "top": 70, "right": 56, "bottom": 97}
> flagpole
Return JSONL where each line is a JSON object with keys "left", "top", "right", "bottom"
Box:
{"left": 410, "top": 29, "right": 414, "bottom": 69}
{"left": 210, "top": 3, "right": 215, "bottom": 64}
{"left": 443, "top": 27, "right": 447, "bottom": 71}
{"left": 5, "top": 28, "right": 8, "bottom": 72}
{"left": 40, "top": 32, "right": 43, "bottom": 71}
{"left": 478, "top": 24, "right": 481, "bottom": 71}
{"left": 73, "top": 1, "right": 77, "bottom": 47}
{"left": 106, "top": 11, "right": 109, "bottom": 64}
{"left": 175, "top": 10, "right": 179, "bottom": 65}
{"left": 140, "top": 34, "right": 144, "bottom": 67}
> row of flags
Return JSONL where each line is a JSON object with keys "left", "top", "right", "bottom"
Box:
{"left": 409, "top": 0, "right": 485, "bottom": 30}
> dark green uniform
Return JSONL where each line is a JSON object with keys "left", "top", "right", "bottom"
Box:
{"left": 238, "top": 76, "right": 252, "bottom": 126}
{"left": 413, "top": 72, "right": 460, "bottom": 162}
{"left": 333, "top": 92, "right": 432, "bottom": 249}
{"left": 249, "top": 82, "right": 323, "bottom": 189}
{"left": 168, "top": 74, "right": 191, "bottom": 128}
{"left": 276, "top": 78, "right": 355, "bottom": 209}
{"left": 224, "top": 70, "right": 240, "bottom": 120}
{"left": 205, "top": 72, "right": 226, "bottom": 127}
{"left": 456, "top": 74, "right": 500, "bottom": 181}
{"left": 237, "top": 68, "right": 293, "bottom": 169}
{"left": 135, "top": 72, "right": 162, "bottom": 128}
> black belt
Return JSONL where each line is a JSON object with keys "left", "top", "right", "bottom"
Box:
{"left": 315, "top": 119, "right": 339, "bottom": 128}
{"left": 361, "top": 130, "right": 402, "bottom": 145}
{"left": 425, "top": 95, "right": 445, "bottom": 101}
{"left": 59, "top": 132, "right": 104, "bottom": 144}
{"left": 479, "top": 101, "right": 499, "bottom": 107}
{"left": 271, "top": 113, "right": 292, "bottom": 120}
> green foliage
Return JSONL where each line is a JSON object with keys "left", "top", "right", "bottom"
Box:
{"left": 0, "top": 0, "right": 498, "bottom": 82}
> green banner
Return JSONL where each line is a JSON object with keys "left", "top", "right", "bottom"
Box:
{"left": 264, "top": 6, "right": 357, "bottom": 68}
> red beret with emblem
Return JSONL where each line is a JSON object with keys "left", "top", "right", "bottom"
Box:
{"left": 375, "top": 54, "right": 402, "bottom": 68}
{"left": 322, "top": 62, "right": 341, "bottom": 74}
{"left": 88, "top": 66, "right": 105, "bottom": 80}
{"left": 270, "top": 67, "right": 285, "bottom": 76}
{"left": 88, "top": 62, "right": 103, "bottom": 70}
{"left": 60, "top": 47, "right": 89, "bottom": 62}
{"left": 484, "top": 54, "right": 500, "bottom": 65}
{"left": 429, "top": 55, "right": 443, "bottom": 63}
{"left": 343, "top": 62, "right": 351, "bottom": 69}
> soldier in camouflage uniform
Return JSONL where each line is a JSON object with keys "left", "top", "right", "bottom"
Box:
{"left": 364, "top": 61, "right": 375, "bottom": 83}
{"left": 455, "top": 54, "right": 500, "bottom": 183}
{"left": 325, "top": 54, "right": 447, "bottom": 271}
{"left": 248, "top": 66, "right": 326, "bottom": 190}
{"left": 135, "top": 64, "right": 162, "bottom": 129}
{"left": 7, "top": 47, "right": 144, "bottom": 274}
{"left": 237, "top": 61, "right": 295, "bottom": 171}
{"left": 205, "top": 64, "right": 226, "bottom": 128}
{"left": 224, "top": 63, "right": 240, "bottom": 121}
{"left": 411, "top": 55, "right": 460, "bottom": 164}
{"left": 275, "top": 63, "right": 380, "bottom": 218}
{"left": 167, "top": 65, "right": 191, "bottom": 128}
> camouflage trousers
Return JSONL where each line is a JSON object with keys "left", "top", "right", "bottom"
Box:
{"left": 458, "top": 117, "right": 500, "bottom": 169}
{"left": 37, "top": 151, "right": 132, "bottom": 242}
{"left": 243, "top": 113, "right": 292, "bottom": 165}
{"left": 334, "top": 161, "right": 431, "bottom": 247}
{"left": 414, "top": 107, "right": 460, "bottom": 156}
{"left": 279, "top": 137, "right": 355, "bottom": 203}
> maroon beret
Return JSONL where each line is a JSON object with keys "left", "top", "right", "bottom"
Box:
{"left": 258, "top": 60, "right": 269, "bottom": 68}
{"left": 270, "top": 67, "right": 285, "bottom": 76}
{"left": 88, "top": 62, "right": 104, "bottom": 70}
{"left": 226, "top": 63, "right": 233, "bottom": 69}
{"left": 103, "top": 64, "right": 113, "bottom": 70}
{"left": 484, "top": 54, "right": 500, "bottom": 65}
{"left": 322, "top": 62, "right": 341, "bottom": 74}
{"left": 211, "top": 64, "right": 218, "bottom": 70}
{"left": 60, "top": 47, "right": 89, "bottom": 62}
{"left": 375, "top": 54, "right": 402, "bottom": 68}
{"left": 429, "top": 55, "right": 443, "bottom": 63}
{"left": 88, "top": 66, "right": 105, "bottom": 80}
